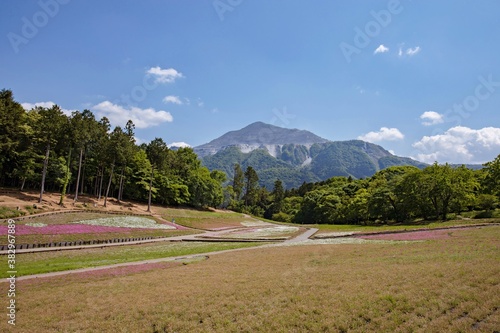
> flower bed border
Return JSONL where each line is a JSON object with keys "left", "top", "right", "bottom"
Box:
{"left": 0, "top": 235, "right": 177, "bottom": 251}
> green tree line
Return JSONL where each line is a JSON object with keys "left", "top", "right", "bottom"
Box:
{"left": 228, "top": 159, "right": 500, "bottom": 224}
{"left": 0, "top": 90, "right": 225, "bottom": 208}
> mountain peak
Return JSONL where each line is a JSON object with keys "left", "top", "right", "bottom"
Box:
{"left": 194, "top": 122, "right": 330, "bottom": 156}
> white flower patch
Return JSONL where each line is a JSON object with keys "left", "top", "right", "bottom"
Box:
{"left": 263, "top": 238, "right": 408, "bottom": 247}
{"left": 73, "top": 216, "right": 176, "bottom": 230}
{"left": 26, "top": 222, "right": 47, "bottom": 228}
{"left": 232, "top": 226, "right": 299, "bottom": 238}
{"left": 241, "top": 220, "right": 271, "bottom": 227}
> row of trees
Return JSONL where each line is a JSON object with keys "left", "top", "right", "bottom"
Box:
{"left": 227, "top": 157, "right": 500, "bottom": 224}
{"left": 0, "top": 90, "right": 226, "bottom": 209}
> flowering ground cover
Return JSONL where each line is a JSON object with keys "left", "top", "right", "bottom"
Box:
{"left": 0, "top": 214, "right": 196, "bottom": 245}
{"left": 65, "top": 262, "right": 183, "bottom": 280}
{"left": 310, "top": 217, "right": 500, "bottom": 235}
{"left": 7, "top": 226, "right": 499, "bottom": 332}
{"left": 0, "top": 223, "right": 141, "bottom": 236}
{"left": 2, "top": 241, "right": 264, "bottom": 278}
{"left": 223, "top": 226, "right": 301, "bottom": 239}
{"left": 358, "top": 228, "right": 468, "bottom": 241}
{"left": 73, "top": 216, "right": 177, "bottom": 230}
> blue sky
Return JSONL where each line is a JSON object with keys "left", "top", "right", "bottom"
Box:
{"left": 1, "top": 0, "right": 499, "bottom": 164}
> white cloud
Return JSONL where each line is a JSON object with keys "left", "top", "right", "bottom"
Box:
{"left": 21, "top": 101, "right": 74, "bottom": 116}
{"left": 406, "top": 46, "right": 421, "bottom": 56}
{"left": 134, "top": 137, "right": 145, "bottom": 145}
{"left": 420, "top": 111, "right": 444, "bottom": 126}
{"left": 163, "top": 95, "right": 183, "bottom": 105}
{"left": 146, "top": 66, "right": 184, "bottom": 84}
{"left": 398, "top": 47, "right": 403, "bottom": 57}
{"left": 168, "top": 142, "right": 191, "bottom": 148}
{"left": 374, "top": 44, "right": 389, "bottom": 54}
{"left": 358, "top": 127, "right": 405, "bottom": 142}
{"left": 92, "top": 101, "right": 173, "bottom": 129}
{"left": 412, "top": 126, "right": 500, "bottom": 164}
{"left": 22, "top": 101, "right": 55, "bottom": 110}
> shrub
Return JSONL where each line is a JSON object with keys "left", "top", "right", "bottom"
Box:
{"left": 474, "top": 211, "right": 493, "bottom": 219}
{"left": 0, "top": 206, "right": 26, "bottom": 219}
{"left": 272, "top": 212, "right": 291, "bottom": 222}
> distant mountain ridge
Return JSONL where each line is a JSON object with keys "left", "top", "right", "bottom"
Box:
{"left": 194, "top": 122, "right": 428, "bottom": 189}
{"left": 195, "top": 121, "right": 330, "bottom": 157}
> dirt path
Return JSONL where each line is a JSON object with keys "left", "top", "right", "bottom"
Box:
{"left": 9, "top": 227, "right": 321, "bottom": 281}
{"left": 1, "top": 228, "right": 261, "bottom": 255}
{"left": 285, "top": 228, "right": 318, "bottom": 243}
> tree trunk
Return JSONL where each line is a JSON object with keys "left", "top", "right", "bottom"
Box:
{"left": 59, "top": 148, "right": 72, "bottom": 205}
{"left": 103, "top": 162, "right": 115, "bottom": 208}
{"left": 147, "top": 168, "right": 154, "bottom": 212}
{"left": 98, "top": 166, "right": 104, "bottom": 201}
{"left": 74, "top": 148, "right": 83, "bottom": 201}
{"left": 39, "top": 143, "right": 50, "bottom": 203}
{"left": 117, "top": 167, "right": 125, "bottom": 202}
{"left": 80, "top": 147, "right": 86, "bottom": 195}
{"left": 20, "top": 178, "right": 26, "bottom": 191}
{"left": 94, "top": 168, "right": 99, "bottom": 197}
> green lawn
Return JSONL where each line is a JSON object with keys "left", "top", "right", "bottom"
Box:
{"left": 5, "top": 241, "right": 264, "bottom": 277}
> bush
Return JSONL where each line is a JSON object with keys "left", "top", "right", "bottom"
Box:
{"left": 272, "top": 212, "right": 291, "bottom": 223}
{"left": 0, "top": 206, "right": 26, "bottom": 219}
{"left": 474, "top": 211, "right": 493, "bottom": 219}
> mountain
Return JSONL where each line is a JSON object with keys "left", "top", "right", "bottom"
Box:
{"left": 195, "top": 121, "right": 330, "bottom": 157}
{"left": 194, "top": 122, "right": 428, "bottom": 189}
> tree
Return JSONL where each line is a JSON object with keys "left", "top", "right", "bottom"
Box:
{"left": 32, "top": 105, "right": 67, "bottom": 203}
{"left": 483, "top": 154, "right": 500, "bottom": 197}
{"left": 412, "top": 163, "right": 477, "bottom": 220}
{"left": 103, "top": 126, "right": 131, "bottom": 207}
{"left": 243, "top": 166, "right": 259, "bottom": 206}
{"left": 0, "top": 89, "right": 27, "bottom": 185}
{"left": 146, "top": 138, "right": 169, "bottom": 212}
{"left": 265, "top": 179, "right": 285, "bottom": 218}
{"left": 233, "top": 163, "right": 244, "bottom": 201}
{"left": 71, "top": 109, "right": 97, "bottom": 201}
{"left": 117, "top": 120, "right": 137, "bottom": 202}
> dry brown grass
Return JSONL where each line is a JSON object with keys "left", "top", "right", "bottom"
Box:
{"left": 155, "top": 206, "right": 254, "bottom": 230}
{"left": 2, "top": 227, "right": 499, "bottom": 332}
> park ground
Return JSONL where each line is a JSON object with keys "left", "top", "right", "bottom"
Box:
{"left": 0, "top": 190, "right": 499, "bottom": 332}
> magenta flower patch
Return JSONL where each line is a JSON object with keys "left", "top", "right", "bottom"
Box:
{"left": 358, "top": 229, "right": 465, "bottom": 241}
{"left": 0, "top": 224, "right": 139, "bottom": 236}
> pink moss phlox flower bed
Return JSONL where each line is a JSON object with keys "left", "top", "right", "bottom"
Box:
{"left": 0, "top": 224, "right": 146, "bottom": 235}
{"left": 358, "top": 228, "right": 468, "bottom": 241}
{"left": 74, "top": 262, "right": 180, "bottom": 279}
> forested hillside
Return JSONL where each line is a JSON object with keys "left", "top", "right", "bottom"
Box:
{"left": 2, "top": 88, "right": 498, "bottom": 226}
{"left": 0, "top": 90, "right": 226, "bottom": 209}
{"left": 201, "top": 140, "right": 428, "bottom": 189}
{"left": 226, "top": 160, "right": 500, "bottom": 224}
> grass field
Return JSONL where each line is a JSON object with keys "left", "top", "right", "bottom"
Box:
{"left": 2, "top": 226, "right": 498, "bottom": 332}
{"left": 155, "top": 207, "right": 255, "bottom": 230}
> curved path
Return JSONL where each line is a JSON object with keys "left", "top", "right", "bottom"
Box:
{"left": 10, "top": 227, "right": 319, "bottom": 281}
{"left": 8, "top": 224, "right": 497, "bottom": 281}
